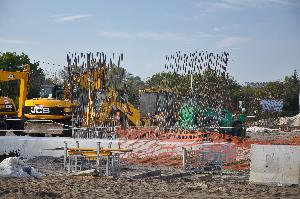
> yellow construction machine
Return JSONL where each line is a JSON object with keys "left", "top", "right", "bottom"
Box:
{"left": 0, "top": 64, "right": 29, "bottom": 136}
{"left": 0, "top": 64, "right": 73, "bottom": 136}
{"left": 23, "top": 84, "right": 73, "bottom": 136}
{"left": 70, "top": 63, "right": 143, "bottom": 128}
{"left": 68, "top": 61, "right": 171, "bottom": 130}
{"left": 96, "top": 88, "right": 142, "bottom": 126}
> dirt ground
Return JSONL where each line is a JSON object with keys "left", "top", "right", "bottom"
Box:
{"left": 0, "top": 156, "right": 299, "bottom": 199}
{"left": 1, "top": 130, "right": 300, "bottom": 198}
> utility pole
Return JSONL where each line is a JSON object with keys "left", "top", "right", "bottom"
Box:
{"left": 190, "top": 73, "right": 193, "bottom": 91}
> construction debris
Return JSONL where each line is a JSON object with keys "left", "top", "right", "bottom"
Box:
{"left": 0, "top": 157, "right": 44, "bottom": 178}
{"left": 250, "top": 113, "right": 300, "bottom": 131}
{"left": 246, "top": 126, "right": 279, "bottom": 133}
{"left": 278, "top": 113, "right": 300, "bottom": 128}
{"left": 69, "top": 169, "right": 98, "bottom": 176}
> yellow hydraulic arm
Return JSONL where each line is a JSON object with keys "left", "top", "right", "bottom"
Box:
{"left": 72, "top": 64, "right": 141, "bottom": 126}
{"left": 0, "top": 64, "right": 30, "bottom": 117}
{"left": 98, "top": 88, "right": 141, "bottom": 126}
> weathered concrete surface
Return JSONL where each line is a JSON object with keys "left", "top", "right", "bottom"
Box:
{"left": 250, "top": 144, "right": 300, "bottom": 185}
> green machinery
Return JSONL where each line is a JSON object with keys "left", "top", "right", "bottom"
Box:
{"left": 139, "top": 88, "right": 246, "bottom": 137}
{"left": 179, "top": 104, "right": 246, "bottom": 137}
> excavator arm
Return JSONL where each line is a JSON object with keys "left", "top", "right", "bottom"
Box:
{"left": 73, "top": 64, "right": 141, "bottom": 126}
{"left": 0, "top": 64, "right": 30, "bottom": 117}
{"left": 97, "top": 89, "right": 141, "bottom": 126}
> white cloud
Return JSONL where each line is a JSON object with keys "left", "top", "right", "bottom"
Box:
{"left": 0, "top": 38, "right": 31, "bottom": 44}
{"left": 98, "top": 31, "right": 211, "bottom": 41}
{"left": 50, "top": 14, "right": 70, "bottom": 18}
{"left": 196, "top": 0, "right": 299, "bottom": 11}
{"left": 53, "top": 14, "right": 92, "bottom": 23}
{"left": 263, "top": 0, "right": 298, "bottom": 5}
{"left": 208, "top": 2, "right": 239, "bottom": 10}
{"left": 218, "top": 36, "right": 249, "bottom": 48}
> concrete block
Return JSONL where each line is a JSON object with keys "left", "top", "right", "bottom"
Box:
{"left": 250, "top": 144, "right": 300, "bottom": 186}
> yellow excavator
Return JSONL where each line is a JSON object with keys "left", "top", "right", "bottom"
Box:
{"left": 0, "top": 64, "right": 73, "bottom": 136}
{"left": 0, "top": 64, "right": 29, "bottom": 136}
{"left": 97, "top": 88, "right": 142, "bottom": 126}
{"left": 0, "top": 95, "right": 19, "bottom": 135}
{"left": 23, "top": 84, "right": 73, "bottom": 136}
{"left": 69, "top": 63, "right": 143, "bottom": 128}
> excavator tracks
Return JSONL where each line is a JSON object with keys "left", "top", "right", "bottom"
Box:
{"left": 24, "top": 120, "right": 72, "bottom": 137}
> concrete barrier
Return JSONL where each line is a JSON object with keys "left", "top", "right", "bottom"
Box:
{"left": 250, "top": 144, "right": 300, "bottom": 186}
{"left": 0, "top": 136, "right": 119, "bottom": 158}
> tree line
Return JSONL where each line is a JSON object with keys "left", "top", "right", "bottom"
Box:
{"left": 0, "top": 52, "right": 299, "bottom": 116}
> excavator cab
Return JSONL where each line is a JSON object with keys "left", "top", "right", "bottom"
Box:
{"left": 39, "top": 85, "right": 65, "bottom": 99}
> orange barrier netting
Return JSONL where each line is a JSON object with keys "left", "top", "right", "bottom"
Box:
{"left": 117, "top": 127, "right": 300, "bottom": 170}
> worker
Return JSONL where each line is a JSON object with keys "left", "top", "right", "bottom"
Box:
{"left": 115, "top": 111, "right": 121, "bottom": 126}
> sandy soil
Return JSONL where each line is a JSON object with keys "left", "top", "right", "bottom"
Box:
{"left": 0, "top": 157, "right": 299, "bottom": 199}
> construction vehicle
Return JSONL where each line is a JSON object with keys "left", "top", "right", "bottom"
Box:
{"left": 97, "top": 88, "right": 142, "bottom": 126}
{"left": 179, "top": 104, "right": 247, "bottom": 137}
{"left": 69, "top": 62, "right": 142, "bottom": 128}
{"left": 0, "top": 64, "right": 29, "bottom": 136}
{"left": 23, "top": 84, "right": 73, "bottom": 136}
{"left": 0, "top": 64, "right": 73, "bottom": 136}
{"left": 0, "top": 95, "right": 22, "bottom": 136}
{"left": 139, "top": 88, "right": 247, "bottom": 137}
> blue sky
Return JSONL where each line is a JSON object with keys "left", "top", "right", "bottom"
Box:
{"left": 0, "top": 0, "right": 299, "bottom": 83}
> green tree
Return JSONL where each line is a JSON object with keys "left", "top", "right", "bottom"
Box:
{"left": 145, "top": 69, "right": 241, "bottom": 111}
{"left": 262, "top": 81, "right": 285, "bottom": 99}
{"left": 145, "top": 71, "right": 183, "bottom": 92}
{"left": 0, "top": 52, "right": 45, "bottom": 103}
{"left": 126, "top": 74, "right": 145, "bottom": 106}
{"left": 283, "top": 70, "right": 300, "bottom": 116}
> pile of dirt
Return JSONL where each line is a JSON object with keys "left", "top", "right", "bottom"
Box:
{"left": 246, "top": 126, "right": 277, "bottom": 133}
{"left": 248, "top": 113, "right": 300, "bottom": 132}
{"left": 278, "top": 113, "right": 300, "bottom": 128}
{"left": 252, "top": 117, "right": 279, "bottom": 128}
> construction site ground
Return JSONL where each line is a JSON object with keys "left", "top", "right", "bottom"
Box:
{"left": 0, "top": 157, "right": 299, "bottom": 199}
{"left": 0, "top": 129, "right": 300, "bottom": 198}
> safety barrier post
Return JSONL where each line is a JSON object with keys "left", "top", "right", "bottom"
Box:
{"left": 64, "top": 141, "right": 67, "bottom": 170}
{"left": 97, "top": 142, "right": 101, "bottom": 171}
{"left": 183, "top": 147, "right": 187, "bottom": 171}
